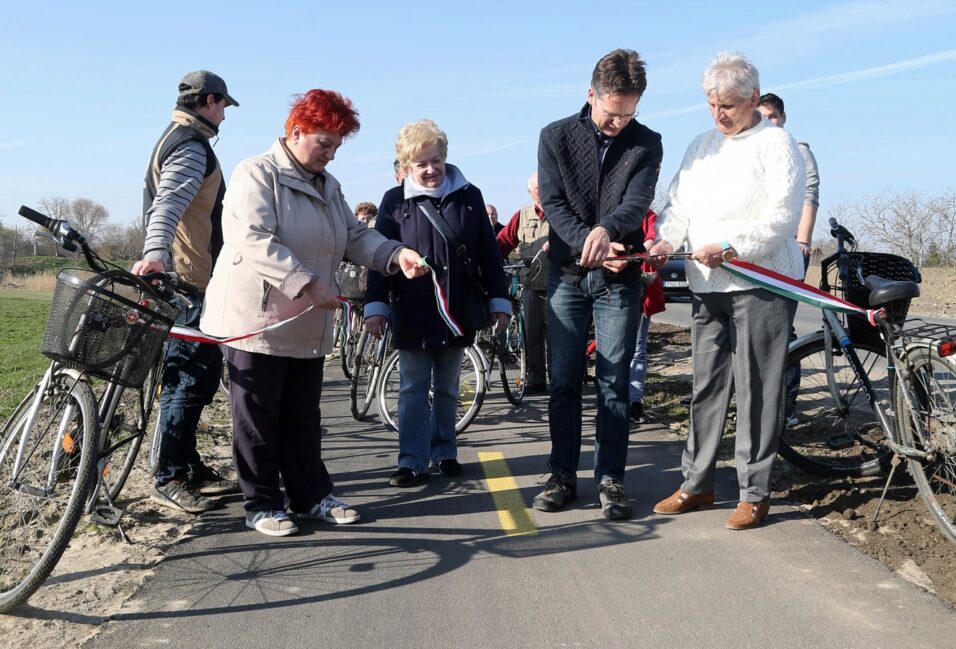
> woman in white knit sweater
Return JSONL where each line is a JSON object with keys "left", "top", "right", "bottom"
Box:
{"left": 648, "top": 52, "right": 805, "bottom": 530}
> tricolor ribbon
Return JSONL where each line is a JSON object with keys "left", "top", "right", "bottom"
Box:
{"left": 167, "top": 297, "right": 353, "bottom": 344}
{"left": 419, "top": 257, "right": 464, "bottom": 337}
{"left": 721, "top": 259, "right": 883, "bottom": 326}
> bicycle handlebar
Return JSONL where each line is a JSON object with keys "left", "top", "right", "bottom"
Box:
{"left": 18, "top": 205, "right": 198, "bottom": 302}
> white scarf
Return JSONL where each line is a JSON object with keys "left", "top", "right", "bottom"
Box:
{"left": 404, "top": 174, "right": 451, "bottom": 199}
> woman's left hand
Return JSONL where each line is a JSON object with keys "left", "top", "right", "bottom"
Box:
{"left": 692, "top": 242, "right": 731, "bottom": 268}
{"left": 489, "top": 312, "right": 509, "bottom": 332}
{"left": 397, "top": 247, "right": 430, "bottom": 279}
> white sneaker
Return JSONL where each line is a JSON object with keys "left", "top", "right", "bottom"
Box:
{"left": 246, "top": 510, "right": 298, "bottom": 537}
{"left": 300, "top": 494, "right": 361, "bottom": 524}
{"left": 785, "top": 415, "right": 799, "bottom": 428}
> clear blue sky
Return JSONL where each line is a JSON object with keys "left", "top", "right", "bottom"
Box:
{"left": 2, "top": 1, "right": 954, "bottom": 241}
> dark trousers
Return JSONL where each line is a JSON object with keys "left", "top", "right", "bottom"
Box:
{"left": 224, "top": 347, "right": 333, "bottom": 513}
{"left": 155, "top": 296, "right": 222, "bottom": 485}
{"left": 523, "top": 288, "right": 548, "bottom": 387}
{"left": 547, "top": 268, "right": 642, "bottom": 483}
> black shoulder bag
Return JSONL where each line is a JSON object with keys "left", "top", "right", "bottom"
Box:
{"left": 417, "top": 200, "right": 490, "bottom": 331}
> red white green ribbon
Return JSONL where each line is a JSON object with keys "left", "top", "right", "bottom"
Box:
{"left": 168, "top": 297, "right": 353, "bottom": 344}
{"left": 721, "top": 259, "right": 883, "bottom": 325}
{"left": 420, "top": 257, "right": 463, "bottom": 337}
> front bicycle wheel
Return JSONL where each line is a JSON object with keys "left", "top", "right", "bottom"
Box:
{"left": 377, "top": 346, "right": 486, "bottom": 436}
{"left": 894, "top": 344, "right": 956, "bottom": 543}
{"left": 0, "top": 372, "right": 98, "bottom": 612}
{"left": 349, "top": 331, "right": 379, "bottom": 421}
{"left": 779, "top": 332, "right": 891, "bottom": 477}
{"left": 95, "top": 363, "right": 160, "bottom": 504}
{"left": 498, "top": 314, "right": 527, "bottom": 406}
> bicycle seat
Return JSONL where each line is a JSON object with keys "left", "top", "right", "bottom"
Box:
{"left": 864, "top": 275, "right": 920, "bottom": 306}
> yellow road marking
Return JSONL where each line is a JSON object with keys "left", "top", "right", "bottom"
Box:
{"left": 478, "top": 451, "right": 537, "bottom": 536}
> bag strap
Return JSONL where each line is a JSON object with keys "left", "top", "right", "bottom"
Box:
{"left": 417, "top": 200, "right": 486, "bottom": 295}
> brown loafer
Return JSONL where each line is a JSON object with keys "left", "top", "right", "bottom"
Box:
{"left": 653, "top": 489, "right": 715, "bottom": 515}
{"left": 725, "top": 500, "right": 770, "bottom": 530}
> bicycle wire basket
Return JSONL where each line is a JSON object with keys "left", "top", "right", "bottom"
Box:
{"left": 42, "top": 268, "right": 179, "bottom": 388}
{"left": 335, "top": 263, "right": 367, "bottom": 301}
{"left": 819, "top": 251, "right": 921, "bottom": 347}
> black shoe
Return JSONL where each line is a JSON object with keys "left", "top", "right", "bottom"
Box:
{"left": 389, "top": 467, "right": 428, "bottom": 488}
{"left": 150, "top": 480, "right": 215, "bottom": 514}
{"left": 524, "top": 383, "right": 547, "bottom": 395}
{"left": 437, "top": 459, "right": 463, "bottom": 477}
{"left": 630, "top": 402, "right": 646, "bottom": 424}
{"left": 532, "top": 474, "right": 577, "bottom": 512}
{"left": 598, "top": 478, "right": 632, "bottom": 520}
{"left": 188, "top": 464, "right": 241, "bottom": 496}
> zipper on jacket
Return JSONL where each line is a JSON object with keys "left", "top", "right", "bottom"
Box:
{"left": 260, "top": 281, "right": 271, "bottom": 311}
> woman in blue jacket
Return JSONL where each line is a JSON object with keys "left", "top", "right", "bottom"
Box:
{"left": 365, "top": 119, "right": 509, "bottom": 487}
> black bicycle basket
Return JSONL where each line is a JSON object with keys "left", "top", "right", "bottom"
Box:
{"left": 820, "top": 251, "right": 921, "bottom": 347}
{"left": 42, "top": 268, "right": 178, "bottom": 388}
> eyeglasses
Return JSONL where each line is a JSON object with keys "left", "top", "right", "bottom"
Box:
{"left": 595, "top": 95, "right": 638, "bottom": 122}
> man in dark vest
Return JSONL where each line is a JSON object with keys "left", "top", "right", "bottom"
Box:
{"left": 496, "top": 172, "right": 549, "bottom": 393}
{"left": 132, "top": 70, "right": 240, "bottom": 513}
{"left": 534, "top": 49, "right": 662, "bottom": 520}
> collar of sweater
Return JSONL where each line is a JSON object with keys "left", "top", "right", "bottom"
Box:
{"left": 170, "top": 107, "right": 218, "bottom": 139}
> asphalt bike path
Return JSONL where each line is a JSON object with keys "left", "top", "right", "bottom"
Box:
{"left": 92, "top": 368, "right": 956, "bottom": 649}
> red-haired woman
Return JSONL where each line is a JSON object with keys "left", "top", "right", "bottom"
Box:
{"left": 201, "top": 90, "right": 427, "bottom": 536}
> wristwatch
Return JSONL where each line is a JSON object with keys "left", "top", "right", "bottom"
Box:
{"left": 719, "top": 240, "right": 736, "bottom": 262}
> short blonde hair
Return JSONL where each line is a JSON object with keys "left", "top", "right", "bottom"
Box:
{"left": 395, "top": 119, "right": 448, "bottom": 171}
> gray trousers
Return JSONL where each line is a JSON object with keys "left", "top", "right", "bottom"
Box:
{"left": 681, "top": 289, "right": 796, "bottom": 502}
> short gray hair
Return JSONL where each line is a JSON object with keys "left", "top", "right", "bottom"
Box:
{"left": 701, "top": 52, "right": 760, "bottom": 100}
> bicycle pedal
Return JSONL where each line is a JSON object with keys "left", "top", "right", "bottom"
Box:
{"left": 91, "top": 504, "right": 125, "bottom": 527}
{"left": 826, "top": 433, "right": 855, "bottom": 450}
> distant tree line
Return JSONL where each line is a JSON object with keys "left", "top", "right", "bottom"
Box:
{"left": 822, "top": 189, "right": 956, "bottom": 267}
{"left": 0, "top": 197, "right": 144, "bottom": 272}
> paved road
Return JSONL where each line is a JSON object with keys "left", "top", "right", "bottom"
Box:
{"left": 92, "top": 369, "right": 956, "bottom": 649}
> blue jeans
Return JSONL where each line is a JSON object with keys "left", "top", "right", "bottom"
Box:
{"left": 397, "top": 346, "right": 465, "bottom": 473}
{"left": 155, "top": 296, "right": 223, "bottom": 486}
{"left": 628, "top": 314, "right": 651, "bottom": 404}
{"left": 547, "top": 268, "right": 642, "bottom": 483}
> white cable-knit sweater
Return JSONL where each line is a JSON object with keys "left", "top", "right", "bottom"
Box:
{"left": 657, "top": 119, "right": 806, "bottom": 293}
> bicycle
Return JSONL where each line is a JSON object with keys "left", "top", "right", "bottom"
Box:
{"left": 349, "top": 324, "right": 392, "bottom": 421}
{"left": 780, "top": 219, "right": 920, "bottom": 477}
{"left": 780, "top": 218, "right": 956, "bottom": 543}
{"left": 376, "top": 341, "right": 487, "bottom": 436}
{"left": 0, "top": 206, "right": 195, "bottom": 612}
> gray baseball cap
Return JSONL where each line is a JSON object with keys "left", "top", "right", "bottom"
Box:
{"left": 178, "top": 70, "right": 239, "bottom": 107}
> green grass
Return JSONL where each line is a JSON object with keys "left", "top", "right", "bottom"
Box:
{"left": 0, "top": 291, "right": 53, "bottom": 421}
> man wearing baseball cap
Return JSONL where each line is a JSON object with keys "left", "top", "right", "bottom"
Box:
{"left": 133, "top": 70, "right": 239, "bottom": 513}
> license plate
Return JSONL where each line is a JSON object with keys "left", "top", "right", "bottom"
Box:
{"left": 663, "top": 281, "right": 688, "bottom": 288}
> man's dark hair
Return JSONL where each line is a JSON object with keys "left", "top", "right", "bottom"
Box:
{"left": 591, "top": 49, "right": 647, "bottom": 97}
{"left": 758, "top": 92, "right": 785, "bottom": 115}
{"left": 176, "top": 91, "right": 225, "bottom": 110}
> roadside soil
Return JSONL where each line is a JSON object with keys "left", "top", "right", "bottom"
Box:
{"left": 2, "top": 265, "right": 955, "bottom": 646}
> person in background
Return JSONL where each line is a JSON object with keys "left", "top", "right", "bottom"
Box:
{"left": 365, "top": 119, "right": 509, "bottom": 487}
{"left": 486, "top": 204, "right": 505, "bottom": 235}
{"left": 496, "top": 172, "right": 549, "bottom": 393}
{"left": 200, "top": 89, "right": 427, "bottom": 536}
{"left": 758, "top": 93, "right": 821, "bottom": 428}
{"left": 648, "top": 53, "right": 804, "bottom": 530}
{"left": 393, "top": 159, "right": 405, "bottom": 185}
{"left": 354, "top": 201, "right": 377, "bottom": 227}
{"left": 133, "top": 70, "right": 240, "bottom": 514}
{"left": 534, "top": 48, "right": 662, "bottom": 520}
{"left": 628, "top": 209, "right": 666, "bottom": 424}
{"left": 757, "top": 92, "right": 819, "bottom": 273}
